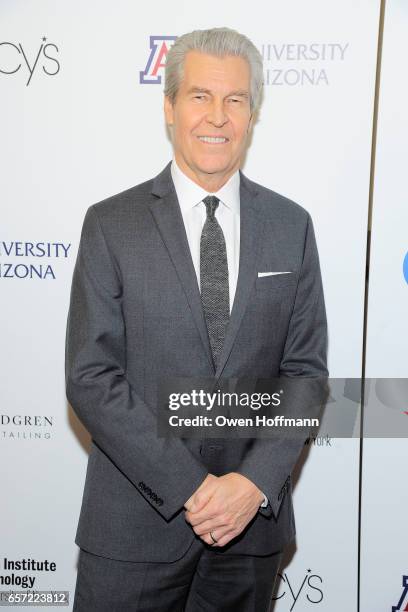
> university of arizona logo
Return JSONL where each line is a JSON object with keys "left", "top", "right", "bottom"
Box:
{"left": 139, "top": 36, "right": 177, "bottom": 84}
{"left": 393, "top": 576, "right": 408, "bottom": 611}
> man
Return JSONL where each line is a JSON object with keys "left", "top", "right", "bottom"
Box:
{"left": 66, "top": 27, "right": 328, "bottom": 611}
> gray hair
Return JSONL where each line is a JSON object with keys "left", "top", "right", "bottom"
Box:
{"left": 164, "top": 27, "right": 263, "bottom": 113}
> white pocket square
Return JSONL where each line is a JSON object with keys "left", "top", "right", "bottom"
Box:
{"left": 258, "top": 271, "right": 292, "bottom": 277}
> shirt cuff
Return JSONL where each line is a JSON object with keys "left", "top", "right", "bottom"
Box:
{"left": 260, "top": 491, "right": 268, "bottom": 508}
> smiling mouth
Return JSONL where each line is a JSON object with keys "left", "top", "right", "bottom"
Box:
{"left": 197, "top": 136, "right": 229, "bottom": 144}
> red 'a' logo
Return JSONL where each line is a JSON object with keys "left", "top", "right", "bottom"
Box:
{"left": 139, "top": 36, "right": 177, "bottom": 84}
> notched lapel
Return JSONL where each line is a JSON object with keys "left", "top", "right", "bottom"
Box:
{"left": 149, "top": 164, "right": 214, "bottom": 371}
{"left": 214, "top": 174, "right": 265, "bottom": 379}
{"left": 148, "top": 165, "right": 266, "bottom": 381}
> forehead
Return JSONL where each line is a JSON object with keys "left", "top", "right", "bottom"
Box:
{"left": 180, "top": 51, "right": 250, "bottom": 92}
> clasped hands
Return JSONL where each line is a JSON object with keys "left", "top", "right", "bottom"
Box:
{"left": 184, "top": 473, "right": 264, "bottom": 548}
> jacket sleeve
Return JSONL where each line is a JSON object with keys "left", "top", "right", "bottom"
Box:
{"left": 65, "top": 205, "right": 208, "bottom": 521}
{"left": 236, "top": 212, "right": 329, "bottom": 519}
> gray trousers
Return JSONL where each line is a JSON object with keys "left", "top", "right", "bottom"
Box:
{"left": 73, "top": 540, "right": 282, "bottom": 612}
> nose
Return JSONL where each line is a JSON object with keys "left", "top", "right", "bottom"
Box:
{"left": 206, "top": 99, "right": 228, "bottom": 127}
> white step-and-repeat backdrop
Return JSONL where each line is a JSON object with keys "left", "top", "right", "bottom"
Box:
{"left": 361, "top": 1, "right": 408, "bottom": 610}
{"left": 1, "top": 1, "right": 406, "bottom": 610}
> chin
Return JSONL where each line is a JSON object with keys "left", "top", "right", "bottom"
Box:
{"left": 195, "top": 159, "right": 231, "bottom": 176}
{"left": 199, "top": 167, "right": 228, "bottom": 176}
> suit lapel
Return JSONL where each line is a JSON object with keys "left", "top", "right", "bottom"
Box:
{"left": 149, "top": 164, "right": 214, "bottom": 371}
{"left": 214, "top": 172, "right": 264, "bottom": 379}
{"left": 149, "top": 164, "right": 265, "bottom": 379}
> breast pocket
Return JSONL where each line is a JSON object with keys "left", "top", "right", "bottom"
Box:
{"left": 255, "top": 272, "right": 297, "bottom": 295}
{"left": 247, "top": 272, "right": 298, "bottom": 334}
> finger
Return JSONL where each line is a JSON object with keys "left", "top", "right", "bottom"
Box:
{"left": 200, "top": 532, "right": 215, "bottom": 546}
{"left": 184, "top": 496, "right": 194, "bottom": 511}
{"left": 199, "top": 526, "right": 235, "bottom": 547}
{"left": 190, "top": 475, "right": 221, "bottom": 513}
{"left": 188, "top": 496, "right": 227, "bottom": 523}
{"left": 210, "top": 530, "right": 238, "bottom": 548}
{"left": 193, "top": 519, "right": 229, "bottom": 537}
{"left": 185, "top": 507, "right": 216, "bottom": 525}
{"left": 185, "top": 506, "right": 219, "bottom": 525}
{"left": 185, "top": 499, "right": 211, "bottom": 520}
{"left": 189, "top": 498, "right": 225, "bottom": 525}
{"left": 188, "top": 489, "right": 215, "bottom": 514}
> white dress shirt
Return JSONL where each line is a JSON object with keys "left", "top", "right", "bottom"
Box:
{"left": 170, "top": 159, "right": 268, "bottom": 510}
{"left": 171, "top": 159, "right": 240, "bottom": 313}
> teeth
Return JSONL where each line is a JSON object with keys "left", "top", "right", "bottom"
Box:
{"left": 198, "top": 136, "right": 227, "bottom": 143}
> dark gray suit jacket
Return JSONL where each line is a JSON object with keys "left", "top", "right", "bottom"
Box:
{"left": 65, "top": 162, "right": 328, "bottom": 562}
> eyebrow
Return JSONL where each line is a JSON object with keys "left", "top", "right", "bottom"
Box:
{"left": 187, "top": 86, "right": 249, "bottom": 99}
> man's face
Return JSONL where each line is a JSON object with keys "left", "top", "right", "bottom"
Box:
{"left": 164, "top": 51, "right": 253, "bottom": 189}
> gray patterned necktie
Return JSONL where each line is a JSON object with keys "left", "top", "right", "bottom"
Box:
{"left": 200, "top": 195, "right": 230, "bottom": 369}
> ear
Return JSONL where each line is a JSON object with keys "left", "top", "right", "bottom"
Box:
{"left": 164, "top": 96, "right": 175, "bottom": 127}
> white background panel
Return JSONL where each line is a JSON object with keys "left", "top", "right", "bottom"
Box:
{"left": 0, "top": 1, "right": 381, "bottom": 609}
{"left": 360, "top": 0, "right": 408, "bottom": 609}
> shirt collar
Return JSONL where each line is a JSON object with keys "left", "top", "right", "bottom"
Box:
{"left": 171, "top": 158, "right": 240, "bottom": 214}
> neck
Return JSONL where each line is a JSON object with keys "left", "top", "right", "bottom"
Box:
{"left": 175, "top": 156, "right": 238, "bottom": 193}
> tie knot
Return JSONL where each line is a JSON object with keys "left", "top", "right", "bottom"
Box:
{"left": 203, "top": 195, "right": 220, "bottom": 220}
